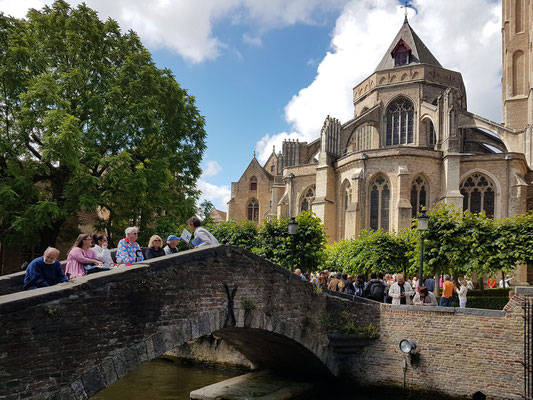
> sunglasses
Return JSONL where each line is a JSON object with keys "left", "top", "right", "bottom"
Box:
{"left": 154, "top": 239, "right": 161, "bottom": 242}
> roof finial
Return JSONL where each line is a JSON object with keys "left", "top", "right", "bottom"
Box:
{"left": 253, "top": 151, "right": 256, "bottom": 158}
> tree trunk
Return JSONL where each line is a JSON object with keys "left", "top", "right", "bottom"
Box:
{"left": 38, "top": 219, "right": 65, "bottom": 252}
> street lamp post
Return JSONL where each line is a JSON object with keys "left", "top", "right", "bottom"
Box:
{"left": 417, "top": 210, "right": 429, "bottom": 285}
{"left": 288, "top": 217, "right": 298, "bottom": 272}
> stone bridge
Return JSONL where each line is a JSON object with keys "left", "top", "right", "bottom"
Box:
{"left": 1, "top": 245, "right": 530, "bottom": 400}
{"left": 0, "top": 245, "right": 376, "bottom": 400}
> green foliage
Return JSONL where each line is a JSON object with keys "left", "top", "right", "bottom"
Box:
{"left": 210, "top": 219, "right": 260, "bottom": 252}
{"left": 0, "top": 1, "right": 206, "bottom": 250}
{"left": 322, "top": 229, "right": 412, "bottom": 276}
{"left": 321, "top": 204, "right": 533, "bottom": 279}
{"left": 464, "top": 297, "right": 509, "bottom": 310}
{"left": 257, "top": 211, "right": 327, "bottom": 273}
{"left": 208, "top": 211, "right": 326, "bottom": 273}
{"left": 467, "top": 288, "right": 512, "bottom": 297}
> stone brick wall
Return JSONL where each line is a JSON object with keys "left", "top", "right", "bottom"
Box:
{"left": 344, "top": 295, "right": 526, "bottom": 400}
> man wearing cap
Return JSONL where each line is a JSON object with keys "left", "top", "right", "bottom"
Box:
{"left": 164, "top": 235, "right": 180, "bottom": 255}
{"left": 23, "top": 247, "right": 68, "bottom": 290}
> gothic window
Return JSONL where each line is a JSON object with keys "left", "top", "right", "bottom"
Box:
{"left": 250, "top": 176, "right": 257, "bottom": 191}
{"left": 369, "top": 175, "right": 390, "bottom": 231}
{"left": 270, "top": 165, "right": 275, "bottom": 173}
{"left": 411, "top": 176, "right": 428, "bottom": 218}
{"left": 386, "top": 97, "right": 414, "bottom": 146}
{"left": 247, "top": 198, "right": 259, "bottom": 220}
{"left": 460, "top": 173, "right": 495, "bottom": 218}
{"left": 301, "top": 186, "right": 315, "bottom": 212}
{"left": 427, "top": 120, "right": 435, "bottom": 145}
{"left": 347, "top": 125, "right": 373, "bottom": 154}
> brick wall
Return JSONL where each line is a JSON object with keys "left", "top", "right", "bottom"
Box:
{"left": 344, "top": 296, "right": 525, "bottom": 400}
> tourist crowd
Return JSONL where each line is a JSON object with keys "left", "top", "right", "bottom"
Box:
{"left": 23, "top": 217, "right": 219, "bottom": 290}
{"left": 306, "top": 270, "right": 473, "bottom": 307}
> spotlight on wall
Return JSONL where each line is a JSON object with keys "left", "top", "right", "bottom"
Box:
{"left": 399, "top": 339, "right": 416, "bottom": 354}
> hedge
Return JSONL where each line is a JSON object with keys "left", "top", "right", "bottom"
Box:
{"left": 437, "top": 296, "right": 510, "bottom": 310}
{"left": 466, "top": 288, "right": 513, "bottom": 297}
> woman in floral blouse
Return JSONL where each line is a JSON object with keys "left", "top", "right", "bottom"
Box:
{"left": 116, "top": 227, "right": 144, "bottom": 265}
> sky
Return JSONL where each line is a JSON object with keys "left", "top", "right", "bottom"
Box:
{"left": 1, "top": 0, "right": 502, "bottom": 212}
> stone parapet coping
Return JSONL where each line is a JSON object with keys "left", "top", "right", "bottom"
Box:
{"left": 515, "top": 286, "right": 533, "bottom": 295}
{"left": 388, "top": 303, "right": 506, "bottom": 317}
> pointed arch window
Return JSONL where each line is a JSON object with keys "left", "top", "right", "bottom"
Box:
{"left": 250, "top": 176, "right": 257, "bottom": 191}
{"left": 386, "top": 97, "right": 414, "bottom": 146}
{"left": 427, "top": 120, "right": 435, "bottom": 145}
{"left": 347, "top": 125, "right": 373, "bottom": 154}
{"left": 301, "top": 186, "right": 315, "bottom": 212}
{"left": 411, "top": 176, "right": 428, "bottom": 218}
{"left": 460, "top": 173, "right": 495, "bottom": 218}
{"left": 369, "top": 175, "right": 390, "bottom": 232}
{"left": 247, "top": 198, "right": 259, "bottom": 220}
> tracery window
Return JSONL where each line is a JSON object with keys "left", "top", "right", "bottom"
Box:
{"left": 411, "top": 176, "right": 428, "bottom": 218}
{"left": 369, "top": 175, "right": 390, "bottom": 231}
{"left": 250, "top": 177, "right": 257, "bottom": 191}
{"left": 347, "top": 125, "right": 373, "bottom": 153}
{"left": 460, "top": 173, "right": 495, "bottom": 218}
{"left": 386, "top": 97, "right": 414, "bottom": 146}
{"left": 247, "top": 198, "right": 259, "bottom": 220}
{"left": 301, "top": 186, "right": 315, "bottom": 212}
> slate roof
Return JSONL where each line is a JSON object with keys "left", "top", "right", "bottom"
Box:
{"left": 375, "top": 17, "right": 442, "bottom": 72}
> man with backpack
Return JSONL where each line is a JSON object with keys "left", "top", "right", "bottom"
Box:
{"left": 363, "top": 272, "right": 387, "bottom": 302}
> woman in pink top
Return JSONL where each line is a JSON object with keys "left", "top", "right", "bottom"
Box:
{"left": 65, "top": 234, "right": 103, "bottom": 278}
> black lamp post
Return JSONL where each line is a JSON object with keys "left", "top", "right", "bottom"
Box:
{"left": 288, "top": 217, "right": 298, "bottom": 272}
{"left": 417, "top": 210, "right": 429, "bottom": 284}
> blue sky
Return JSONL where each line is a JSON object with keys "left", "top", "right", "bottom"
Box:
{"left": 2, "top": 0, "right": 502, "bottom": 211}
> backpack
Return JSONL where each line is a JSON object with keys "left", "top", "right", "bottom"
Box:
{"left": 344, "top": 281, "right": 355, "bottom": 295}
{"left": 368, "top": 281, "right": 385, "bottom": 301}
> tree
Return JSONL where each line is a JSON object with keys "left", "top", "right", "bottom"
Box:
{"left": 257, "top": 211, "right": 327, "bottom": 273}
{"left": 0, "top": 1, "right": 206, "bottom": 250}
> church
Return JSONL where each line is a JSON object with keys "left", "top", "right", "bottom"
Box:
{"left": 228, "top": 1, "right": 532, "bottom": 246}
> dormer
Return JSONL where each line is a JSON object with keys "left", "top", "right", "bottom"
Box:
{"left": 392, "top": 39, "right": 411, "bottom": 66}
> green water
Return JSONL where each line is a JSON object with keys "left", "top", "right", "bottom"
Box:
{"left": 91, "top": 359, "right": 241, "bottom": 400}
{"left": 90, "top": 359, "right": 450, "bottom": 400}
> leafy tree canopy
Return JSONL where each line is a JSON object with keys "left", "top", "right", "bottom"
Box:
{"left": 0, "top": 1, "right": 206, "bottom": 249}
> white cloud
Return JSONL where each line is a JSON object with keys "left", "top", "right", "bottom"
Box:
{"left": 255, "top": 131, "right": 304, "bottom": 164}
{"left": 197, "top": 180, "right": 231, "bottom": 211}
{"left": 242, "top": 33, "right": 262, "bottom": 47}
{"left": 280, "top": 0, "right": 503, "bottom": 148}
{"left": 202, "top": 160, "right": 223, "bottom": 177}
{"left": 2, "top": 0, "right": 349, "bottom": 63}
{"left": 0, "top": 0, "right": 46, "bottom": 17}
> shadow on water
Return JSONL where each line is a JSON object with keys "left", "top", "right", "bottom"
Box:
{"left": 91, "top": 358, "right": 460, "bottom": 400}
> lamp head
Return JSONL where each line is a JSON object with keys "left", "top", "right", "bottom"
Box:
{"left": 288, "top": 217, "right": 298, "bottom": 235}
{"left": 399, "top": 339, "right": 416, "bottom": 354}
{"left": 417, "top": 210, "right": 429, "bottom": 231}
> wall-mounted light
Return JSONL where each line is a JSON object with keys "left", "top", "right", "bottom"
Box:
{"left": 399, "top": 339, "right": 416, "bottom": 354}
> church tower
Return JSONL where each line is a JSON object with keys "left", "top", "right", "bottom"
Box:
{"left": 502, "top": 0, "right": 532, "bottom": 131}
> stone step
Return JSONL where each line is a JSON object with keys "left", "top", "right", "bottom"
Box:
{"left": 190, "top": 370, "right": 314, "bottom": 400}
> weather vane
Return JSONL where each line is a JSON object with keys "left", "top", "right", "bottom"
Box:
{"left": 400, "top": 1, "right": 418, "bottom": 19}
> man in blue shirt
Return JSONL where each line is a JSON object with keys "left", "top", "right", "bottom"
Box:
{"left": 23, "top": 247, "right": 68, "bottom": 290}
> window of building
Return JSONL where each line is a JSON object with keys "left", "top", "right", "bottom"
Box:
{"left": 427, "top": 120, "right": 435, "bottom": 145}
{"left": 247, "top": 198, "right": 259, "bottom": 220}
{"left": 386, "top": 97, "right": 414, "bottom": 146}
{"left": 392, "top": 41, "right": 411, "bottom": 66}
{"left": 460, "top": 173, "right": 495, "bottom": 218}
{"left": 271, "top": 165, "right": 275, "bottom": 173}
{"left": 410, "top": 176, "right": 428, "bottom": 218}
{"left": 301, "top": 186, "right": 315, "bottom": 212}
{"left": 250, "top": 177, "right": 257, "bottom": 191}
{"left": 369, "top": 175, "right": 390, "bottom": 231}
{"left": 347, "top": 125, "right": 373, "bottom": 154}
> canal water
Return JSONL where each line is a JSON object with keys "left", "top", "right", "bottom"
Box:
{"left": 90, "top": 359, "right": 440, "bottom": 400}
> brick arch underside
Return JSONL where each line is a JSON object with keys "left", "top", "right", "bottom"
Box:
{"left": 56, "top": 310, "right": 332, "bottom": 400}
